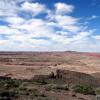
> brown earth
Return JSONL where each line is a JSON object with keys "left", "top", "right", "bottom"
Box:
{"left": 0, "top": 51, "right": 100, "bottom": 79}
{"left": 0, "top": 51, "right": 100, "bottom": 100}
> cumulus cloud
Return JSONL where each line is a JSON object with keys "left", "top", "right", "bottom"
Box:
{"left": 55, "top": 15, "right": 78, "bottom": 25}
{"left": 55, "top": 2, "right": 74, "bottom": 14}
{"left": 21, "top": 2, "right": 47, "bottom": 16}
{"left": 5, "top": 16, "right": 26, "bottom": 25}
{"left": 0, "top": 26, "right": 21, "bottom": 35}
{"left": 0, "top": 1, "right": 98, "bottom": 52}
{"left": 0, "top": 0, "right": 18, "bottom": 17}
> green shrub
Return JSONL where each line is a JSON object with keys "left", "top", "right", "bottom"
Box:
{"left": 95, "top": 87, "right": 100, "bottom": 95}
{"left": 0, "top": 79, "right": 20, "bottom": 89}
{"left": 73, "top": 85, "right": 95, "bottom": 95}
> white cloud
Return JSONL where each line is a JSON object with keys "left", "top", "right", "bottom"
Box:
{"left": 0, "top": 1, "right": 99, "bottom": 52}
{"left": 0, "top": 0, "right": 18, "bottom": 17}
{"left": 0, "top": 25, "right": 24, "bottom": 36}
{"left": 48, "top": 15, "right": 79, "bottom": 32}
{"left": 15, "top": 0, "right": 32, "bottom": 3}
{"left": 55, "top": 15, "right": 78, "bottom": 25}
{"left": 71, "top": 31, "right": 92, "bottom": 41}
{"left": 21, "top": 2, "right": 47, "bottom": 16}
{"left": 0, "top": 40, "right": 8, "bottom": 45}
{"left": 5, "top": 16, "right": 26, "bottom": 25}
{"left": 55, "top": 2, "right": 74, "bottom": 15}
{"left": 63, "top": 25, "right": 80, "bottom": 32}
{"left": 91, "top": 15, "right": 98, "bottom": 19}
{"left": 92, "top": 35, "right": 100, "bottom": 39}
{"left": 88, "top": 15, "right": 99, "bottom": 20}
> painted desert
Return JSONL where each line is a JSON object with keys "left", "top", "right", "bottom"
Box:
{"left": 0, "top": 51, "right": 100, "bottom": 100}
{"left": 0, "top": 51, "right": 100, "bottom": 79}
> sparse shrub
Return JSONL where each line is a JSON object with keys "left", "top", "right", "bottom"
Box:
{"left": 73, "top": 85, "right": 95, "bottom": 95}
{"left": 95, "top": 87, "right": 100, "bottom": 95}
{"left": 53, "top": 84, "right": 68, "bottom": 90}
{"left": 45, "top": 84, "right": 69, "bottom": 91}
{"left": 0, "top": 90, "right": 17, "bottom": 100}
{"left": 33, "top": 75, "right": 48, "bottom": 85}
{"left": 35, "top": 79, "right": 48, "bottom": 85}
{"left": 0, "top": 78, "right": 20, "bottom": 89}
{"left": 19, "top": 86, "right": 27, "bottom": 91}
{"left": 40, "top": 80, "right": 48, "bottom": 85}
{"left": 45, "top": 84, "right": 52, "bottom": 91}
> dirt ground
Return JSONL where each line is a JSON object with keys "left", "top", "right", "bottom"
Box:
{"left": 0, "top": 51, "right": 100, "bottom": 79}
{"left": 0, "top": 52, "right": 99, "bottom": 100}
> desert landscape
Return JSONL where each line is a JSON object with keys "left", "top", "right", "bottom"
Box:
{"left": 0, "top": 0, "right": 100, "bottom": 99}
{"left": 0, "top": 51, "right": 100, "bottom": 100}
{"left": 0, "top": 51, "right": 100, "bottom": 79}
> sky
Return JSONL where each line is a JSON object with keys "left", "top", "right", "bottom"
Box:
{"left": 0, "top": 0, "right": 100, "bottom": 52}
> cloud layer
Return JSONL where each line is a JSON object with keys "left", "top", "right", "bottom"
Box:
{"left": 0, "top": 0, "right": 99, "bottom": 52}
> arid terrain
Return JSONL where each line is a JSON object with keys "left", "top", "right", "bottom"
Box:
{"left": 0, "top": 51, "right": 100, "bottom": 100}
{"left": 0, "top": 51, "right": 100, "bottom": 79}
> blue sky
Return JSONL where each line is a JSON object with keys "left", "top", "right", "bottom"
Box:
{"left": 0, "top": 0, "right": 100, "bottom": 52}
